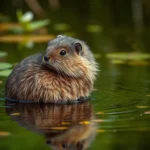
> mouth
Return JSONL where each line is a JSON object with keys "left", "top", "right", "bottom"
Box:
{"left": 42, "top": 57, "right": 54, "bottom": 69}
{"left": 42, "top": 58, "right": 72, "bottom": 76}
{"left": 42, "top": 58, "right": 63, "bottom": 75}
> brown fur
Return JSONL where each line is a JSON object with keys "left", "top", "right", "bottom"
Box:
{"left": 5, "top": 35, "right": 98, "bottom": 103}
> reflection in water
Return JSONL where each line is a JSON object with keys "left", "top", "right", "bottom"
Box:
{"left": 5, "top": 101, "right": 97, "bottom": 150}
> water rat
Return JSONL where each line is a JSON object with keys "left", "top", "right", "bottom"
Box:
{"left": 5, "top": 35, "right": 98, "bottom": 103}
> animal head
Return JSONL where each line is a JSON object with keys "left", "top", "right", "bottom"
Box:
{"left": 43, "top": 35, "right": 98, "bottom": 81}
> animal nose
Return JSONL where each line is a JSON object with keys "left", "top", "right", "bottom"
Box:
{"left": 44, "top": 56, "right": 50, "bottom": 61}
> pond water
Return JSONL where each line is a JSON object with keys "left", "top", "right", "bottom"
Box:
{"left": 1, "top": 1, "right": 150, "bottom": 150}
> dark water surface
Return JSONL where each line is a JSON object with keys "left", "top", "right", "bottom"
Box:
{"left": 1, "top": 0, "right": 150, "bottom": 150}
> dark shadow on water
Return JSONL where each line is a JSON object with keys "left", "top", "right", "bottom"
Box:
{"left": 5, "top": 101, "right": 97, "bottom": 150}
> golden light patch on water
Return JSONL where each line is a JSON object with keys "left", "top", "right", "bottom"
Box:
{"left": 106, "top": 52, "right": 150, "bottom": 60}
{"left": 111, "top": 59, "right": 125, "bottom": 64}
{"left": 0, "top": 35, "right": 55, "bottom": 43}
{"left": 95, "top": 112, "right": 104, "bottom": 115}
{"left": 61, "top": 122, "right": 71, "bottom": 125}
{"left": 50, "top": 126, "right": 68, "bottom": 130}
{"left": 79, "top": 121, "right": 90, "bottom": 125}
{"left": 86, "top": 24, "right": 103, "bottom": 33}
{"left": 10, "top": 113, "right": 20, "bottom": 116}
{"left": 92, "top": 119, "right": 104, "bottom": 123}
{"left": 0, "top": 131, "right": 11, "bottom": 137}
{"left": 93, "top": 88, "right": 98, "bottom": 91}
{"left": 53, "top": 23, "right": 70, "bottom": 31}
{"left": 96, "top": 129, "right": 105, "bottom": 133}
{"left": 0, "top": 23, "right": 20, "bottom": 31}
{"left": 144, "top": 111, "right": 150, "bottom": 114}
{"left": 136, "top": 106, "right": 149, "bottom": 109}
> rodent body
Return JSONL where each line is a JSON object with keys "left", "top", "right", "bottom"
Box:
{"left": 5, "top": 35, "right": 98, "bottom": 103}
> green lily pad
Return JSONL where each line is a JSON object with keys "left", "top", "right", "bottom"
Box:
{"left": 136, "top": 106, "right": 149, "bottom": 109}
{"left": 54, "top": 23, "right": 70, "bottom": 31}
{"left": 0, "top": 69, "right": 12, "bottom": 77}
{"left": 86, "top": 25, "right": 102, "bottom": 33}
{"left": 111, "top": 59, "right": 125, "bottom": 64}
{"left": 0, "top": 63, "right": 12, "bottom": 70}
{"left": 0, "top": 51, "right": 7, "bottom": 58}
{"left": 106, "top": 53, "right": 150, "bottom": 61}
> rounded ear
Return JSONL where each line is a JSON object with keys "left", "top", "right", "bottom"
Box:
{"left": 57, "top": 35, "right": 64, "bottom": 38}
{"left": 74, "top": 42, "right": 82, "bottom": 55}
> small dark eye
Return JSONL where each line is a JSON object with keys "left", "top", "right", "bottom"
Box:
{"left": 46, "top": 140, "right": 52, "bottom": 144}
{"left": 62, "top": 143, "right": 67, "bottom": 148}
{"left": 60, "top": 50, "right": 66, "bottom": 56}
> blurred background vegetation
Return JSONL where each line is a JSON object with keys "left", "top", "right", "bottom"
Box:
{"left": 0, "top": 0, "right": 150, "bottom": 49}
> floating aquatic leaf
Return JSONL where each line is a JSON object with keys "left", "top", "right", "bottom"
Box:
{"left": 111, "top": 59, "right": 125, "bottom": 64}
{"left": 95, "top": 112, "right": 104, "bottom": 115}
{"left": 144, "top": 111, "right": 150, "bottom": 114}
{"left": 136, "top": 106, "right": 149, "bottom": 109}
{"left": 92, "top": 119, "right": 104, "bottom": 123}
{"left": 50, "top": 127, "right": 68, "bottom": 130}
{"left": 0, "top": 51, "right": 7, "bottom": 58}
{"left": 93, "top": 88, "right": 98, "bottom": 91}
{"left": 54, "top": 23, "right": 70, "bottom": 31}
{"left": 0, "top": 69, "right": 12, "bottom": 77}
{"left": 86, "top": 25, "right": 102, "bottom": 33}
{"left": 79, "top": 121, "right": 90, "bottom": 125}
{"left": 0, "top": 131, "right": 11, "bottom": 137}
{"left": 10, "top": 113, "right": 20, "bottom": 116}
{"left": 0, "top": 35, "right": 55, "bottom": 43}
{"left": 25, "top": 41, "right": 34, "bottom": 49}
{"left": 61, "top": 122, "right": 71, "bottom": 125}
{"left": 0, "top": 23, "right": 20, "bottom": 32}
{"left": 0, "top": 63, "right": 12, "bottom": 70}
{"left": 106, "top": 53, "right": 150, "bottom": 61}
{"left": 96, "top": 129, "right": 105, "bottom": 133}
